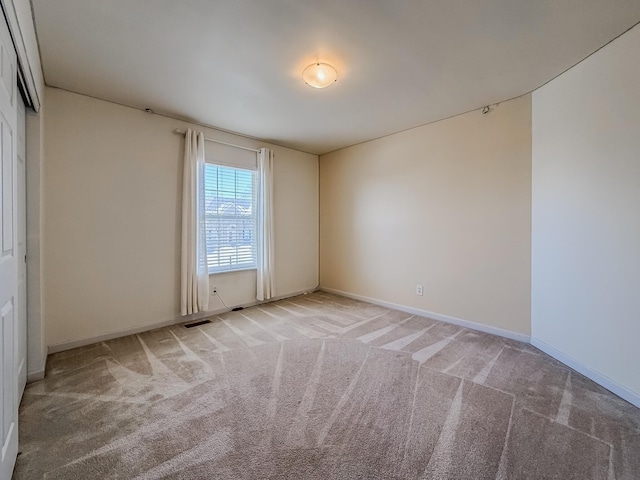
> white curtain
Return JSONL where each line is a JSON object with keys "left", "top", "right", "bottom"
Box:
{"left": 181, "top": 129, "right": 209, "bottom": 315}
{"left": 257, "top": 148, "right": 275, "bottom": 301}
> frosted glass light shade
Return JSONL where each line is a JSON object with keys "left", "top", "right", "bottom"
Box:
{"left": 302, "top": 63, "right": 338, "bottom": 88}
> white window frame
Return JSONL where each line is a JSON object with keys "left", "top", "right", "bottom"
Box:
{"left": 204, "top": 163, "right": 258, "bottom": 274}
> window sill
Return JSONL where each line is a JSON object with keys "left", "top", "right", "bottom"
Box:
{"left": 208, "top": 267, "right": 257, "bottom": 276}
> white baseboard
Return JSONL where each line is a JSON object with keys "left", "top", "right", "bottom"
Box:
{"left": 319, "top": 286, "right": 530, "bottom": 343}
{"left": 27, "top": 368, "right": 45, "bottom": 383}
{"left": 39, "top": 285, "right": 640, "bottom": 409}
{"left": 321, "top": 288, "right": 640, "bottom": 408}
{"left": 47, "top": 316, "right": 201, "bottom": 354}
{"left": 27, "top": 369, "right": 45, "bottom": 383}
{"left": 27, "top": 357, "right": 47, "bottom": 383}
{"left": 531, "top": 337, "right": 640, "bottom": 409}
{"left": 47, "top": 287, "right": 317, "bottom": 355}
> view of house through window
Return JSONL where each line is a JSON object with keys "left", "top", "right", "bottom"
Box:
{"left": 204, "top": 163, "right": 257, "bottom": 273}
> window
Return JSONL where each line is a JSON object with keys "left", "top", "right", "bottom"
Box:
{"left": 204, "top": 163, "right": 257, "bottom": 273}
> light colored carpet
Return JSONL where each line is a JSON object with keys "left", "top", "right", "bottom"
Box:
{"left": 13, "top": 291, "right": 640, "bottom": 479}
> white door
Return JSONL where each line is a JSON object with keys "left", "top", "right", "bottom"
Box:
{"left": 16, "top": 93, "right": 26, "bottom": 399}
{"left": 0, "top": 10, "right": 19, "bottom": 480}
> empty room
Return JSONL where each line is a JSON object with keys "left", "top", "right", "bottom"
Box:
{"left": 1, "top": 1, "right": 639, "bottom": 479}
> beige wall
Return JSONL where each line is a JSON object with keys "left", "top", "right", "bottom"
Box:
{"left": 532, "top": 24, "right": 640, "bottom": 399}
{"left": 44, "top": 87, "right": 318, "bottom": 348}
{"left": 320, "top": 95, "right": 532, "bottom": 336}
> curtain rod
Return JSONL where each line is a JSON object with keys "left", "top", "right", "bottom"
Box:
{"left": 173, "top": 129, "right": 259, "bottom": 153}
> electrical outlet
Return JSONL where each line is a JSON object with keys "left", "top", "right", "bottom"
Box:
{"left": 211, "top": 285, "right": 217, "bottom": 295}
{"left": 416, "top": 284, "right": 423, "bottom": 296}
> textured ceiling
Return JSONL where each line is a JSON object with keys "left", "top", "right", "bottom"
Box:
{"left": 33, "top": 0, "right": 640, "bottom": 154}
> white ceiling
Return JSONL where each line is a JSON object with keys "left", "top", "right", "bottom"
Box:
{"left": 33, "top": 0, "right": 640, "bottom": 155}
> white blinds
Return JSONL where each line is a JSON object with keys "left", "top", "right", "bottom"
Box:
{"left": 205, "top": 141, "right": 257, "bottom": 171}
{"left": 204, "top": 164, "right": 257, "bottom": 273}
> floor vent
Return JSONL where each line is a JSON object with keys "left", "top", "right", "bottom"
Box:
{"left": 184, "top": 319, "right": 212, "bottom": 328}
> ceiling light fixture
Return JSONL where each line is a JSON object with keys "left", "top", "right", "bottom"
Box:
{"left": 302, "top": 63, "right": 338, "bottom": 89}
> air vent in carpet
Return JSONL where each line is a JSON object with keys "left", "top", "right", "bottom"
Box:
{"left": 184, "top": 319, "right": 212, "bottom": 328}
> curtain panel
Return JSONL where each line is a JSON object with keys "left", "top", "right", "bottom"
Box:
{"left": 181, "top": 129, "right": 210, "bottom": 315}
{"left": 257, "top": 148, "right": 275, "bottom": 301}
